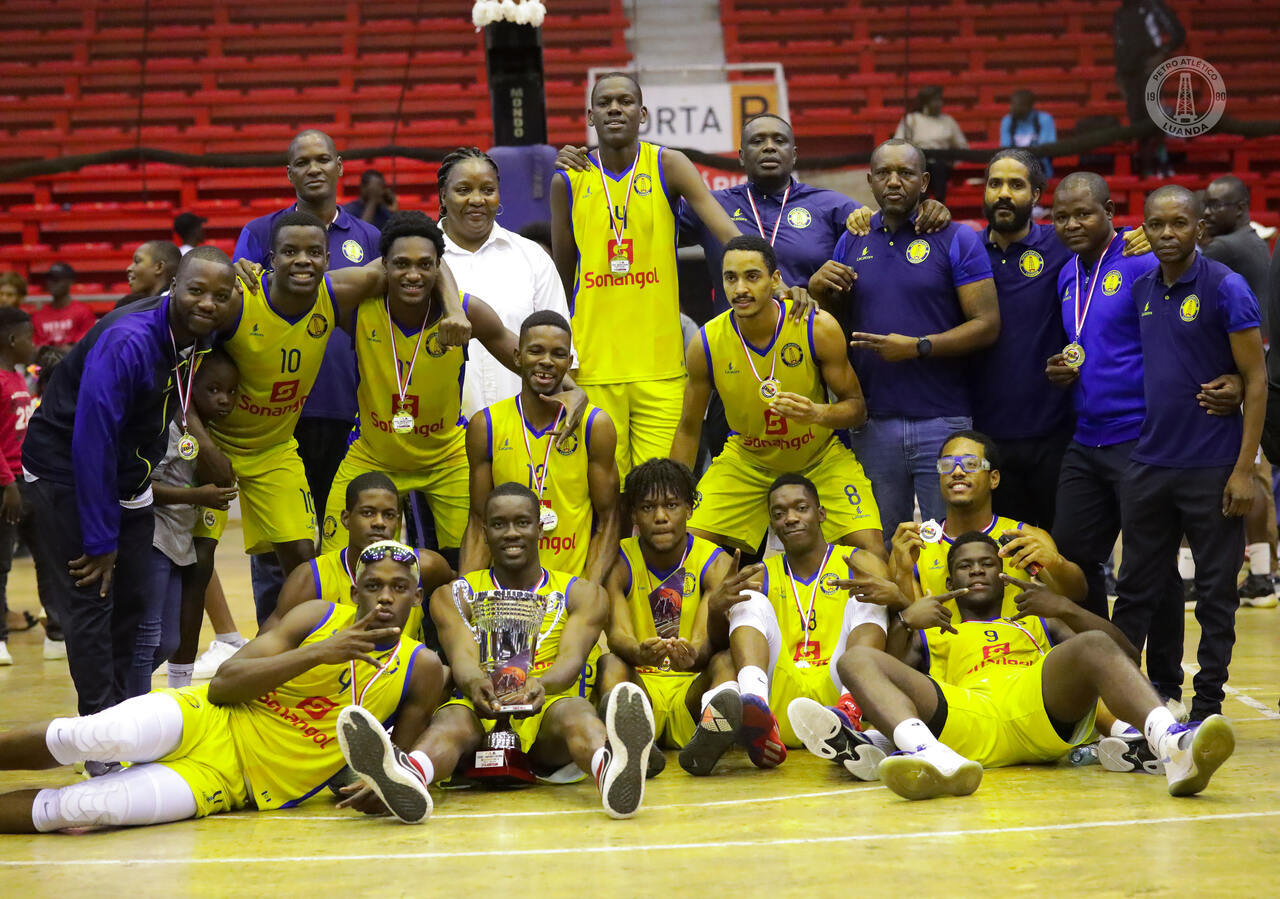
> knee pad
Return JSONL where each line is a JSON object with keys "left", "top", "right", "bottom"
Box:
{"left": 46, "top": 693, "right": 185, "bottom": 766}
{"left": 727, "top": 591, "right": 781, "bottom": 674}
{"left": 31, "top": 764, "right": 196, "bottom": 831}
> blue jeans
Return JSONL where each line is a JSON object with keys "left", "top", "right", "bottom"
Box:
{"left": 849, "top": 414, "right": 971, "bottom": 546}
{"left": 129, "top": 547, "right": 183, "bottom": 698}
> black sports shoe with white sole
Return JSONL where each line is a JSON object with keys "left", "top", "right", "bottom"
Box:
{"left": 337, "top": 705, "right": 433, "bottom": 824}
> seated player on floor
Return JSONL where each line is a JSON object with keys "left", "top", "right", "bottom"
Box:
{"left": 334, "top": 483, "right": 655, "bottom": 821}
{"left": 678, "top": 473, "right": 895, "bottom": 777}
{"left": 837, "top": 533, "right": 1236, "bottom": 800}
{"left": 597, "top": 458, "right": 739, "bottom": 773}
{"left": 0, "top": 541, "right": 445, "bottom": 832}
{"left": 671, "top": 235, "right": 883, "bottom": 560}
{"left": 262, "top": 470, "right": 454, "bottom": 652}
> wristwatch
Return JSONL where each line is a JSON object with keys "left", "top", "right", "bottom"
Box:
{"left": 916, "top": 336, "right": 932, "bottom": 358}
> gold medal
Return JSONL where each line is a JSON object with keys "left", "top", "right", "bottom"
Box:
{"left": 759, "top": 378, "right": 781, "bottom": 404}
{"left": 392, "top": 410, "right": 415, "bottom": 434}
{"left": 176, "top": 431, "right": 199, "bottom": 461}
{"left": 1062, "top": 342, "right": 1085, "bottom": 369}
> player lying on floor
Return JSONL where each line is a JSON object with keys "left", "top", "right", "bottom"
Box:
{"left": 0, "top": 541, "right": 445, "bottom": 832}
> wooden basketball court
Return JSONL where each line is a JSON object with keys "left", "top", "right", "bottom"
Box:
{"left": 2, "top": 527, "right": 1277, "bottom": 894}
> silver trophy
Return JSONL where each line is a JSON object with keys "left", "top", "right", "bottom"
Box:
{"left": 452, "top": 579, "right": 565, "bottom": 785}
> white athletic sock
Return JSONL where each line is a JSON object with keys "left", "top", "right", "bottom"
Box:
{"left": 215, "top": 632, "right": 246, "bottom": 647}
{"left": 736, "top": 666, "right": 769, "bottom": 702}
{"left": 1246, "top": 543, "right": 1271, "bottom": 576}
{"left": 408, "top": 750, "right": 434, "bottom": 784}
{"left": 1144, "top": 706, "right": 1178, "bottom": 753}
{"left": 1177, "top": 547, "right": 1195, "bottom": 581}
{"left": 700, "top": 681, "right": 739, "bottom": 714}
{"left": 1110, "top": 718, "right": 1139, "bottom": 737}
{"left": 865, "top": 730, "right": 894, "bottom": 754}
{"left": 892, "top": 718, "right": 940, "bottom": 753}
{"left": 590, "top": 746, "right": 607, "bottom": 782}
{"left": 167, "top": 663, "right": 194, "bottom": 688}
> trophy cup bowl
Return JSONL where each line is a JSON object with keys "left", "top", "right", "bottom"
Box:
{"left": 459, "top": 588, "right": 562, "bottom": 787}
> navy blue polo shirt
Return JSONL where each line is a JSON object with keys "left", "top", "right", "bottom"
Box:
{"left": 1055, "top": 229, "right": 1157, "bottom": 447}
{"left": 1131, "top": 255, "right": 1260, "bottom": 468}
{"left": 233, "top": 205, "right": 381, "bottom": 423}
{"left": 679, "top": 179, "right": 860, "bottom": 309}
{"left": 972, "top": 222, "right": 1074, "bottom": 440}
{"left": 834, "top": 212, "right": 993, "bottom": 418}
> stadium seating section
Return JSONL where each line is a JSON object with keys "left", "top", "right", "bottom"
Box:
{"left": 1, "top": 0, "right": 1275, "bottom": 305}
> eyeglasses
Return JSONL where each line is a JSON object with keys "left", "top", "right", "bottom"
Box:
{"left": 936, "top": 454, "right": 992, "bottom": 475}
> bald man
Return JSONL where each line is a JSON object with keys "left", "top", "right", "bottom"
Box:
{"left": 1203, "top": 176, "right": 1270, "bottom": 326}
{"left": 1115, "top": 185, "right": 1265, "bottom": 723}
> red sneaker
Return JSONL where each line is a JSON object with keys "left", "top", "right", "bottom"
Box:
{"left": 835, "top": 692, "right": 865, "bottom": 732}
{"left": 739, "top": 694, "right": 787, "bottom": 768}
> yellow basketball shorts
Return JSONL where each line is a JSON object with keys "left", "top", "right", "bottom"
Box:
{"left": 440, "top": 655, "right": 598, "bottom": 755}
{"left": 637, "top": 670, "right": 697, "bottom": 749}
{"left": 321, "top": 441, "right": 468, "bottom": 553}
{"left": 688, "top": 438, "right": 881, "bottom": 552}
{"left": 936, "top": 653, "right": 1096, "bottom": 768}
{"left": 199, "top": 439, "right": 315, "bottom": 553}
{"left": 583, "top": 376, "right": 684, "bottom": 478}
{"left": 769, "top": 659, "right": 842, "bottom": 749}
{"left": 154, "top": 686, "right": 250, "bottom": 818}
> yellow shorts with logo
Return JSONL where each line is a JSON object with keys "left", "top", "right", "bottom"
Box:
{"left": 439, "top": 651, "right": 599, "bottom": 755}
{"left": 583, "top": 376, "right": 684, "bottom": 478}
{"left": 638, "top": 671, "right": 697, "bottom": 748}
{"left": 936, "top": 653, "right": 1096, "bottom": 768}
{"left": 321, "top": 441, "right": 468, "bottom": 553}
{"left": 689, "top": 438, "right": 881, "bottom": 552}
{"left": 154, "top": 686, "right": 250, "bottom": 818}
{"left": 196, "top": 440, "right": 315, "bottom": 553}
{"left": 769, "top": 660, "right": 842, "bottom": 749}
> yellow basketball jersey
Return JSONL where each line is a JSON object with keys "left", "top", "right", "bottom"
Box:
{"left": 562, "top": 141, "right": 683, "bottom": 384}
{"left": 701, "top": 301, "right": 834, "bottom": 471}
{"left": 306, "top": 546, "right": 426, "bottom": 642}
{"left": 462, "top": 567, "right": 577, "bottom": 676}
{"left": 349, "top": 294, "right": 469, "bottom": 470}
{"left": 922, "top": 615, "right": 1053, "bottom": 688}
{"left": 228, "top": 603, "right": 422, "bottom": 810}
{"left": 618, "top": 533, "right": 723, "bottom": 675}
{"left": 212, "top": 272, "right": 336, "bottom": 454}
{"left": 763, "top": 546, "right": 864, "bottom": 672}
{"left": 915, "top": 516, "right": 1028, "bottom": 624}
{"left": 483, "top": 396, "right": 603, "bottom": 576}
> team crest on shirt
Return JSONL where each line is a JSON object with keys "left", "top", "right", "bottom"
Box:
{"left": 1101, "top": 270, "right": 1123, "bottom": 295}
{"left": 322, "top": 516, "right": 337, "bottom": 539}
{"left": 787, "top": 208, "right": 812, "bottom": 229}
{"left": 425, "top": 332, "right": 447, "bottom": 357}
{"left": 307, "top": 313, "right": 329, "bottom": 338}
{"left": 1179, "top": 295, "right": 1200, "bottom": 322}
{"left": 1018, "top": 250, "right": 1044, "bottom": 277}
{"left": 681, "top": 571, "right": 696, "bottom": 596}
{"left": 780, "top": 342, "right": 805, "bottom": 367}
{"left": 819, "top": 573, "right": 841, "bottom": 594}
{"left": 905, "top": 239, "right": 930, "bottom": 264}
{"left": 692, "top": 490, "right": 702, "bottom": 510}
{"left": 202, "top": 509, "right": 218, "bottom": 528}
{"left": 342, "top": 240, "right": 364, "bottom": 263}
{"left": 555, "top": 431, "right": 580, "bottom": 455}
{"left": 635, "top": 174, "right": 653, "bottom": 196}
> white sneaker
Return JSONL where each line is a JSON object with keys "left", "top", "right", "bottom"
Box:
{"left": 43, "top": 637, "right": 67, "bottom": 660}
{"left": 0, "top": 642, "right": 11, "bottom": 665}
{"left": 192, "top": 640, "right": 239, "bottom": 680}
{"left": 878, "top": 743, "right": 982, "bottom": 800}
{"left": 1162, "top": 715, "right": 1235, "bottom": 796}
{"left": 787, "top": 697, "right": 884, "bottom": 781}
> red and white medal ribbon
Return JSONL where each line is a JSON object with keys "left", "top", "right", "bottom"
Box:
{"left": 746, "top": 183, "right": 791, "bottom": 246}
{"left": 515, "top": 395, "right": 564, "bottom": 527}
{"left": 786, "top": 543, "right": 833, "bottom": 667}
{"left": 735, "top": 298, "right": 785, "bottom": 398}
{"left": 596, "top": 150, "right": 640, "bottom": 252}
{"left": 349, "top": 640, "right": 401, "bottom": 707}
{"left": 1071, "top": 231, "right": 1118, "bottom": 342}
{"left": 385, "top": 296, "right": 432, "bottom": 415}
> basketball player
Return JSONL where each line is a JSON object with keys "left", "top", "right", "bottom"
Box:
{"left": 889, "top": 429, "right": 1087, "bottom": 618}
{"left": 549, "top": 72, "right": 746, "bottom": 477}
{"left": 463, "top": 310, "right": 619, "bottom": 581}
{"left": 319, "top": 213, "right": 587, "bottom": 567}
{"left": 673, "top": 235, "right": 882, "bottom": 559}
{"left": 838, "top": 533, "right": 1236, "bottom": 800}
{"left": 598, "top": 459, "right": 740, "bottom": 762}
{"left": 0, "top": 541, "right": 446, "bottom": 832}
{"left": 335, "top": 483, "right": 655, "bottom": 821}
{"left": 264, "top": 471, "right": 453, "bottom": 651}
{"left": 679, "top": 473, "right": 894, "bottom": 776}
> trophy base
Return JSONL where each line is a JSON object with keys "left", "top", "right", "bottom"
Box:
{"left": 461, "top": 746, "right": 537, "bottom": 788}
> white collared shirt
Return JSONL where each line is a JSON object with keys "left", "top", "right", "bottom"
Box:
{"left": 443, "top": 221, "right": 575, "bottom": 417}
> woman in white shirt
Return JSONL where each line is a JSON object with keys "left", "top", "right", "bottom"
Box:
{"left": 438, "top": 147, "right": 574, "bottom": 417}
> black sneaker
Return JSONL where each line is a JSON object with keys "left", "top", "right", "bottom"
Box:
{"left": 598, "top": 682, "right": 654, "bottom": 819}
{"left": 678, "top": 688, "right": 742, "bottom": 777}
{"left": 336, "top": 705, "right": 433, "bottom": 824}
{"left": 1239, "top": 573, "right": 1278, "bottom": 608}
{"left": 1098, "top": 732, "right": 1164, "bottom": 774}
{"left": 646, "top": 744, "right": 666, "bottom": 779}
{"left": 1182, "top": 579, "right": 1197, "bottom": 611}
{"left": 786, "top": 697, "right": 885, "bottom": 781}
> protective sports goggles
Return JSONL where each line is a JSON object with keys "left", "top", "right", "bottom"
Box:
{"left": 936, "top": 454, "right": 992, "bottom": 475}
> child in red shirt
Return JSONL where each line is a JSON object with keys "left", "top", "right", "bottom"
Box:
{"left": 0, "top": 308, "right": 39, "bottom": 664}
{"left": 30, "top": 263, "right": 95, "bottom": 348}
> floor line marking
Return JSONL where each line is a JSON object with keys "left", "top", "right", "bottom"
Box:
{"left": 1183, "top": 663, "right": 1280, "bottom": 720}
{"left": 3, "top": 810, "right": 1277, "bottom": 867}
